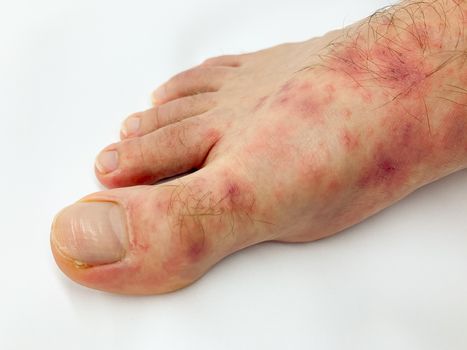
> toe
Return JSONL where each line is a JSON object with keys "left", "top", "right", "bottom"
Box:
{"left": 201, "top": 54, "right": 244, "bottom": 67}
{"left": 51, "top": 168, "right": 264, "bottom": 295}
{"left": 121, "top": 93, "right": 217, "bottom": 139}
{"left": 96, "top": 115, "right": 222, "bottom": 188}
{"left": 152, "top": 66, "right": 234, "bottom": 105}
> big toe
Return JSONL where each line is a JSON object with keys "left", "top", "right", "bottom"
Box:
{"left": 52, "top": 201, "right": 127, "bottom": 267}
{"left": 51, "top": 168, "right": 268, "bottom": 295}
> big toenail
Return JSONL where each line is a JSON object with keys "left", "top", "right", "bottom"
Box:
{"left": 51, "top": 202, "right": 128, "bottom": 266}
{"left": 96, "top": 150, "right": 119, "bottom": 174}
{"left": 121, "top": 116, "right": 140, "bottom": 137}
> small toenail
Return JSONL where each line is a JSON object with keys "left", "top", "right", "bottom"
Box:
{"left": 121, "top": 116, "right": 140, "bottom": 137}
{"left": 96, "top": 150, "right": 119, "bottom": 174}
{"left": 51, "top": 202, "right": 128, "bottom": 266}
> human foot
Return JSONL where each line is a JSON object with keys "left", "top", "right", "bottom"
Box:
{"left": 52, "top": 0, "right": 467, "bottom": 294}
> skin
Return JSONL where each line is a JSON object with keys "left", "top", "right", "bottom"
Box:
{"left": 51, "top": 0, "right": 467, "bottom": 295}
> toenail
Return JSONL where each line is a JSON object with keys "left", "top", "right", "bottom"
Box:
{"left": 121, "top": 116, "right": 140, "bottom": 137}
{"left": 51, "top": 202, "right": 128, "bottom": 266}
{"left": 96, "top": 150, "right": 119, "bottom": 174}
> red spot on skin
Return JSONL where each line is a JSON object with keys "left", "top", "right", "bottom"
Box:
{"left": 357, "top": 116, "right": 433, "bottom": 190}
{"left": 278, "top": 96, "right": 291, "bottom": 105}
{"left": 277, "top": 80, "right": 295, "bottom": 94}
{"left": 295, "top": 97, "right": 324, "bottom": 122}
{"left": 273, "top": 79, "right": 335, "bottom": 122}
{"left": 325, "top": 84, "right": 336, "bottom": 94}
{"left": 342, "top": 108, "right": 353, "bottom": 120}
{"left": 300, "top": 157, "right": 326, "bottom": 185}
{"left": 226, "top": 183, "right": 241, "bottom": 206}
{"left": 340, "top": 129, "right": 360, "bottom": 152}
{"left": 327, "top": 179, "right": 342, "bottom": 192}
{"left": 170, "top": 213, "right": 209, "bottom": 265}
{"left": 358, "top": 154, "right": 399, "bottom": 188}
{"left": 360, "top": 90, "right": 373, "bottom": 103}
{"left": 273, "top": 186, "right": 286, "bottom": 202}
{"left": 299, "top": 82, "right": 313, "bottom": 91}
{"left": 227, "top": 183, "right": 239, "bottom": 195}
{"left": 218, "top": 176, "right": 257, "bottom": 215}
{"left": 297, "top": 140, "right": 331, "bottom": 186}
{"left": 187, "top": 240, "right": 205, "bottom": 260}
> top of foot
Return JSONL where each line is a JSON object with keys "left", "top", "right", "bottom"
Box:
{"left": 52, "top": 0, "right": 467, "bottom": 294}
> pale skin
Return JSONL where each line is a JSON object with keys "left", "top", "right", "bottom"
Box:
{"left": 51, "top": 0, "right": 467, "bottom": 295}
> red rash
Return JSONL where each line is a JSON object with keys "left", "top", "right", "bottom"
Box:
{"left": 186, "top": 237, "right": 205, "bottom": 260}
{"left": 278, "top": 80, "right": 294, "bottom": 94}
{"left": 218, "top": 175, "right": 256, "bottom": 215}
{"left": 340, "top": 128, "right": 360, "bottom": 152}
{"left": 357, "top": 114, "right": 433, "bottom": 190}
{"left": 358, "top": 156, "right": 399, "bottom": 188}
{"left": 273, "top": 80, "right": 336, "bottom": 122}
{"left": 296, "top": 98, "right": 323, "bottom": 118}
{"left": 320, "top": 15, "right": 467, "bottom": 189}
{"left": 354, "top": 65, "right": 467, "bottom": 189}
{"left": 327, "top": 179, "right": 342, "bottom": 193}
{"left": 331, "top": 40, "right": 431, "bottom": 97}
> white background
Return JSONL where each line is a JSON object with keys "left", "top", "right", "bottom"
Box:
{"left": 1, "top": 0, "right": 467, "bottom": 349}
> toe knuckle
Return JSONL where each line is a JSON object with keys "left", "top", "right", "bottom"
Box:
{"left": 174, "top": 67, "right": 200, "bottom": 82}
{"left": 165, "top": 182, "right": 214, "bottom": 263}
{"left": 155, "top": 104, "right": 173, "bottom": 127}
{"left": 152, "top": 106, "right": 162, "bottom": 128}
{"left": 168, "top": 121, "right": 191, "bottom": 149}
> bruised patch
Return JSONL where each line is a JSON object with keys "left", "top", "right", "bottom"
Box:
{"left": 360, "top": 89, "right": 373, "bottom": 103}
{"left": 164, "top": 174, "right": 258, "bottom": 266}
{"left": 357, "top": 118, "right": 433, "bottom": 190}
{"left": 358, "top": 156, "right": 399, "bottom": 188}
